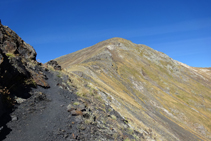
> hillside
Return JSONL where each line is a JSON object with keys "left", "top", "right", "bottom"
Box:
{"left": 56, "top": 37, "right": 211, "bottom": 140}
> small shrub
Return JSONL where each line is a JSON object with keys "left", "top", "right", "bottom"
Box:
{"left": 96, "top": 95, "right": 103, "bottom": 102}
{"left": 101, "top": 103, "right": 105, "bottom": 108}
{"left": 123, "top": 138, "right": 130, "bottom": 141}
{"left": 0, "top": 87, "right": 15, "bottom": 106}
{"left": 67, "top": 81, "right": 72, "bottom": 86}
{"left": 124, "top": 120, "right": 128, "bottom": 124}
{"left": 107, "top": 95, "right": 112, "bottom": 102}
{"left": 73, "top": 102, "right": 80, "bottom": 105}
{"left": 57, "top": 73, "right": 62, "bottom": 78}
{"left": 76, "top": 92, "right": 81, "bottom": 96}
{"left": 133, "top": 135, "right": 139, "bottom": 140}
{"left": 48, "top": 65, "right": 55, "bottom": 71}
{"left": 113, "top": 133, "right": 118, "bottom": 140}
{"left": 99, "top": 107, "right": 106, "bottom": 113}
{"left": 111, "top": 115, "right": 117, "bottom": 120}
{"left": 84, "top": 118, "right": 93, "bottom": 124}
{"left": 6, "top": 53, "right": 15, "bottom": 59}
{"left": 77, "top": 87, "right": 89, "bottom": 97}
{"left": 24, "top": 79, "right": 37, "bottom": 87}
{"left": 127, "top": 128, "right": 133, "bottom": 135}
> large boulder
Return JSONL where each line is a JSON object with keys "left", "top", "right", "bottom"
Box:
{"left": 0, "top": 24, "right": 36, "bottom": 60}
{"left": 46, "top": 60, "right": 62, "bottom": 70}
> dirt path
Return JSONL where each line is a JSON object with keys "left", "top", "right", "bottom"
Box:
{"left": 3, "top": 71, "right": 78, "bottom": 141}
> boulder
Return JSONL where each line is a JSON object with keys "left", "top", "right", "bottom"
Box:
{"left": 0, "top": 23, "right": 36, "bottom": 60}
{"left": 46, "top": 60, "right": 62, "bottom": 70}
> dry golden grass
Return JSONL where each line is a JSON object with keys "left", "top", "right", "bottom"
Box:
{"left": 55, "top": 37, "right": 211, "bottom": 140}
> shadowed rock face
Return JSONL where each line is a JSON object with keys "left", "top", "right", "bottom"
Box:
{"left": 0, "top": 21, "right": 49, "bottom": 119}
{"left": 0, "top": 24, "right": 36, "bottom": 60}
{"left": 56, "top": 37, "right": 211, "bottom": 140}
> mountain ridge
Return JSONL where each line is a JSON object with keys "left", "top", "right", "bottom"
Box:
{"left": 55, "top": 37, "right": 211, "bottom": 140}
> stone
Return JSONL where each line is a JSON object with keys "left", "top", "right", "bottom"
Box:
{"left": 16, "top": 97, "right": 26, "bottom": 104}
{"left": 71, "top": 110, "right": 83, "bottom": 116}
{"left": 67, "top": 104, "right": 73, "bottom": 111}
{"left": 46, "top": 60, "right": 62, "bottom": 70}
{"left": 79, "top": 125, "right": 86, "bottom": 130}
{"left": 0, "top": 126, "right": 3, "bottom": 131}
{"left": 34, "top": 92, "right": 47, "bottom": 103}
{"left": 11, "top": 115, "right": 18, "bottom": 121}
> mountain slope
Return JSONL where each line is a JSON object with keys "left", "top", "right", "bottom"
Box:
{"left": 56, "top": 37, "right": 211, "bottom": 140}
{"left": 1, "top": 22, "right": 147, "bottom": 141}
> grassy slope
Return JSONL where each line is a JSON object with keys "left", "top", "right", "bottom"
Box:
{"left": 55, "top": 37, "right": 211, "bottom": 141}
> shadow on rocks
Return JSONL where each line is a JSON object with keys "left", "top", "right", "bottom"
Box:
{"left": 0, "top": 109, "right": 12, "bottom": 140}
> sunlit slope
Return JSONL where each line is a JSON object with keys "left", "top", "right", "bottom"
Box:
{"left": 55, "top": 37, "right": 211, "bottom": 140}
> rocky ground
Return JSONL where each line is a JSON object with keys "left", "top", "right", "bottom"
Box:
{"left": 1, "top": 66, "right": 144, "bottom": 141}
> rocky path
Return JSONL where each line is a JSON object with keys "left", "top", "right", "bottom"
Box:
{"left": 1, "top": 69, "right": 141, "bottom": 141}
{"left": 2, "top": 71, "right": 78, "bottom": 141}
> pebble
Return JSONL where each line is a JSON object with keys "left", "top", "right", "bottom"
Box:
{"left": 11, "top": 115, "right": 18, "bottom": 121}
{"left": 16, "top": 97, "right": 26, "bottom": 104}
{"left": 64, "top": 134, "right": 68, "bottom": 138}
{"left": 0, "top": 126, "right": 3, "bottom": 131}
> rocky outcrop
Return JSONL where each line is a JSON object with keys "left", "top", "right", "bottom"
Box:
{"left": 0, "top": 21, "right": 49, "bottom": 119}
{"left": 0, "top": 25, "right": 36, "bottom": 60}
{"left": 46, "top": 60, "right": 62, "bottom": 70}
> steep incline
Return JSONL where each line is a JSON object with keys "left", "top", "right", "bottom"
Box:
{"left": 56, "top": 37, "right": 211, "bottom": 140}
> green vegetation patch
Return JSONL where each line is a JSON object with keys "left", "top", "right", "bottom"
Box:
{"left": 73, "top": 102, "right": 80, "bottom": 105}
{"left": 6, "top": 53, "right": 15, "bottom": 59}
{"left": 111, "top": 115, "right": 117, "bottom": 120}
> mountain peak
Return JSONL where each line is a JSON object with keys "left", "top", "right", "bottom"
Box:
{"left": 103, "top": 37, "right": 133, "bottom": 43}
{"left": 55, "top": 38, "right": 211, "bottom": 140}
{"left": 96, "top": 37, "right": 135, "bottom": 49}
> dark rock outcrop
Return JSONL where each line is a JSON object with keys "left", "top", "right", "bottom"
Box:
{"left": 0, "top": 25, "right": 36, "bottom": 60}
{"left": 46, "top": 60, "right": 62, "bottom": 70}
{"left": 0, "top": 21, "right": 49, "bottom": 120}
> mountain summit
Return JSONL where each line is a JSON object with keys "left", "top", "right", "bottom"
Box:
{"left": 55, "top": 37, "right": 211, "bottom": 140}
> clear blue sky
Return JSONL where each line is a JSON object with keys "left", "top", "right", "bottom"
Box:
{"left": 1, "top": 0, "right": 211, "bottom": 67}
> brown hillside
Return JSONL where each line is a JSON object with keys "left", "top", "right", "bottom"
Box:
{"left": 55, "top": 37, "right": 211, "bottom": 141}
